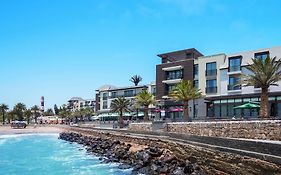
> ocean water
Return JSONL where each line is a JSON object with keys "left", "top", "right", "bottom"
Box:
{"left": 0, "top": 134, "right": 132, "bottom": 175}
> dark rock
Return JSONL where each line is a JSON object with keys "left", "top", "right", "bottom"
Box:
{"left": 173, "top": 167, "right": 185, "bottom": 175}
{"left": 162, "top": 155, "right": 176, "bottom": 163}
{"left": 184, "top": 162, "right": 194, "bottom": 174}
{"left": 118, "top": 164, "right": 132, "bottom": 169}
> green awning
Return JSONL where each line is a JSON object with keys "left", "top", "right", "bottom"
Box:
{"left": 234, "top": 102, "right": 260, "bottom": 109}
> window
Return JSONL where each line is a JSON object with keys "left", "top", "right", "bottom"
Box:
{"left": 206, "top": 62, "right": 217, "bottom": 76}
{"left": 206, "top": 79, "right": 217, "bottom": 93}
{"left": 229, "top": 56, "right": 241, "bottom": 72}
{"left": 111, "top": 91, "right": 117, "bottom": 98}
{"left": 193, "top": 64, "right": 198, "bottom": 79}
{"left": 228, "top": 75, "right": 241, "bottom": 90}
{"left": 102, "top": 93, "right": 108, "bottom": 100}
{"left": 124, "top": 90, "right": 134, "bottom": 97}
{"left": 152, "top": 87, "right": 156, "bottom": 95}
{"left": 166, "top": 84, "right": 176, "bottom": 93}
{"left": 102, "top": 101, "right": 107, "bottom": 109}
{"left": 166, "top": 70, "right": 183, "bottom": 80}
{"left": 255, "top": 51, "right": 269, "bottom": 62}
{"left": 193, "top": 80, "right": 199, "bottom": 89}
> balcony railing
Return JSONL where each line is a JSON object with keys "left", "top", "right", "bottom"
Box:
{"left": 110, "top": 93, "right": 137, "bottom": 98}
{"left": 205, "top": 70, "right": 217, "bottom": 77}
{"left": 228, "top": 84, "right": 241, "bottom": 91}
{"left": 166, "top": 74, "right": 183, "bottom": 80}
{"left": 229, "top": 66, "right": 241, "bottom": 72}
{"left": 205, "top": 87, "right": 217, "bottom": 93}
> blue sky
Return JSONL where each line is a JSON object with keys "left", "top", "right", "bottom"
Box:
{"left": 1, "top": 0, "right": 281, "bottom": 109}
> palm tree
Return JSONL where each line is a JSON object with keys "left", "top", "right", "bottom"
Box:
{"left": 44, "top": 108, "right": 54, "bottom": 116}
{"left": 81, "top": 107, "right": 94, "bottom": 121}
{"left": 59, "top": 105, "right": 72, "bottom": 124}
{"left": 169, "top": 80, "right": 202, "bottom": 121}
{"left": 130, "top": 75, "right": 142, "bottom": 86}
{"left": 31, "top": 105, "right": 40, "bottom": 123}
{"left": 13, "top": 103, "right": 26, "bottom": 121}
{"left": 110, "top": 97, "right": 131, "bottom": 128}
{"left": 24, "top": 109, "right": 33, "bottom": 124}
{"left": 0, "top": 104, "right": 9, "bottom": 125}
{"left": 242, "top": 57, "right": 281, "bottom": 118}
{"left": 135, "top": 90, "right": 155, "bottom": 122}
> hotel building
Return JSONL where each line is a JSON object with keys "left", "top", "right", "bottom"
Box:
{"left": 95, "top": 82, "right": 156, "bottom": 119}
{"left": 156, "top": 46, "right": 281, "bottom": 120}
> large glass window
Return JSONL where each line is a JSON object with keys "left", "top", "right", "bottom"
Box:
{"left": 206, "top": 79, "right": 217, "bottom": 93}
{"left": 228, "top": 75, "right": 241, "bottom": 90}
{"left": 102, "top": 101, "right": 107, "bottom": 109}
{"left": 111, "top": 91, "right": 117, "bottom": 98}
{"left": 255, "top": 51, "right": 269, "bottom": 62}
{"left": 166, "top": 70, "right": 183, "bottom": 80}
{"left": 166, "top": 84, "right": 177, "bottom": 93}
{"left": 124, "top": 90, "right": 134, "bottom": 97}
{"left": 102, "top": 93, "right": 108, "bottom": 100}
{"left": 206, "top": 62, "right": 217, "bottom": 76}
{"left": 193, "top": 64, "right": 198, "bottom": 79}
{"left": 229, "top": 56, "right": 241, "bottom": 72}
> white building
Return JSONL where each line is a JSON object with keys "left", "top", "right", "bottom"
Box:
{"left": 67, "top": 97, "right": 95, "bottom": 112}
{"left": 95, "top": 82, "right": 156, "bottom": 120}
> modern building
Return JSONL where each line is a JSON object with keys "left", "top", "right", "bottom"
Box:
{"left": 95, "top": 82, "right": 156, "bottom": 120}
{"left": 67, "top": 97, "right": 95, "bottom": 112}
{"left": 156, "top": 46, "right": 281, "bottom": 120}
{"left": 205, "top": 46, "right": 281, "bottom": 119}
{"left": 156, "top": 48, "right": 204, "bottom": 120}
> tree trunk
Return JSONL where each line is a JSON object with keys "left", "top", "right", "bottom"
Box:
{"left": 119, "top": 110, "right": 124, "bottom": 128}
{"left": 34, "top": 112, "right": 38, "bottom": 124}
{"left": 260, "top": 88, "right": 269, "bottom": 118}
{"left": 183, "top": 101, "right": 189, "bottom": 122}
{"left": 144, "top": 105, "right": 149, "bottom": 122}
{"left": 2, "top": 111, "right": 5, "bottom": 125}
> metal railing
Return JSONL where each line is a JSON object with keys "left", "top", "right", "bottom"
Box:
{"left": 228, "top": 66, "right": 241, "bottom": 72}
{"left": 205, "top": 87, "right": 217, "bottom": 93}
{"left": 228, "top": 84, "right": 241, "bottom": 90}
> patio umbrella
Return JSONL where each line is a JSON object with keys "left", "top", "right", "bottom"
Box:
{"left": 234, "top": 102, "right": 260, "bottom": 109}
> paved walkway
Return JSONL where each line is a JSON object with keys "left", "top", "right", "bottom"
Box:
{"left": 76, "top": 126, "right": 281, "bottom": 165}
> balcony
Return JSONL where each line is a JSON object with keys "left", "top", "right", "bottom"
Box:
{"left": 162, "top": 79, "right": 181, "bottom": 84}
{"left": 166, "top": 74, "right": 183, "bottom": 80}
{"left": 162, "top": 66, "right": 183, "bottom": 71}
{"left": 205, "top": 70, "right": 217, "bottom": 77}
{"left": 228, "top": 84, "right": 241, "bottom": 91}
{"left": 110, "top": 93, "right": 137, "bottom": 98}
{"left": 227, "top": 66, "right": 242, "bottom": 75}
{"left": 205, "top": 87, "right": 217, "bottom": 94}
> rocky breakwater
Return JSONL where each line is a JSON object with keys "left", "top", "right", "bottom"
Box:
{"left": 59, "top": 132, "right": 205, "bottom": 175}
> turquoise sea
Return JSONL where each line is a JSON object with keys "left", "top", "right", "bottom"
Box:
{"left": 0, "top": 134, "right": 132, "bottom": 175}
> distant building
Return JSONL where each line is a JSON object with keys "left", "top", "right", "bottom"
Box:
{"left": 95, "top": 82, "right": 156, "bottom": 120}
{"left": 67, "top": 97, "right": 95, "bottom": 112}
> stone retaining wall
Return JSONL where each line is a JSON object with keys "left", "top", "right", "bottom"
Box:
{"left": 167, "top": 120, "right": 281, "bottom": 140}
{"left": 128, "top": 122, "right": 152, "bottom": 131}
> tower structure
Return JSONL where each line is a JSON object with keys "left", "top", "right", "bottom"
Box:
{"left": 41, "top": 96, "right": 44, "bottom": 115}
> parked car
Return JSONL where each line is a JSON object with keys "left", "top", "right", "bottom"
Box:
{"left": 11, "top": 121, "right": 27, "bottom": 129}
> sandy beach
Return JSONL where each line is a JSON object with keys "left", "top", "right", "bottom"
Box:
{"left": 0, "top": 125, "right": 67, "bottom": 135}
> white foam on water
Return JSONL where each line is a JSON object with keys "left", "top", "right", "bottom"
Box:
{"left": 0, "top": 133, "right": 59, "bottom": 139}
